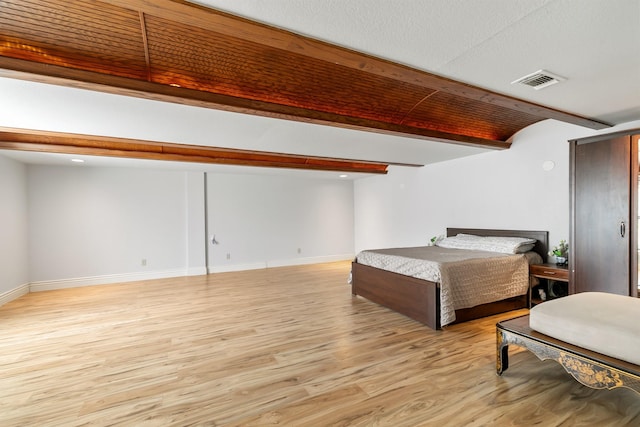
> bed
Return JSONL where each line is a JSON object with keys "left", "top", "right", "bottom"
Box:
{"left": 351, "top": 228, "right": 548, "bottom": 330}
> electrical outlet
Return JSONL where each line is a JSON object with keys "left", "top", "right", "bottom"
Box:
{"left": 226, "top": 253, "right": 231, "bottom": 260}
{"left": 141, "top": 258, "right": 147, "bottom": 266}
{"left": 297, "top": 248, "right": 302, "bottom": 254}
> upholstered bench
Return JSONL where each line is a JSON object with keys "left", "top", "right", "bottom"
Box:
{"left": 496, "top": 292, "right": 640, "bottom": 395}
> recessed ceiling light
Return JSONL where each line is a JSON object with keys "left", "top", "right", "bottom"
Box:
{"left": 339, "top": 174, "right": 348, "bottom": 178}
{"left": 71, "top": 158, "right": 85, "bottom": 163}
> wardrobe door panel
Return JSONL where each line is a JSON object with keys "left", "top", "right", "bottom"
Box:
{"left": 573, "top": 135, "right": 631, "bottom": 295}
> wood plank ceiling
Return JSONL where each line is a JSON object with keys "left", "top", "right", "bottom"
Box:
{"left": 0, "top": 0, "right": 611, "bottom": 173}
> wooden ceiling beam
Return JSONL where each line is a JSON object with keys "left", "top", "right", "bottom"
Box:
{"left": 102, "top": 0, "right": 610, "bottom": 131}
{"left": 0, "top": 58, "right": 510, "bottom": 150}
{"left": 0, "top": 0, "right": 611, "bottom": 163}
{"left": 0, "top": 127, "right": 405, "bottom": 174}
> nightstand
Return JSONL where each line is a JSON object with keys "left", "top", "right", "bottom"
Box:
{"left": 529, "top": 263, "right": 569, "bottom": 307}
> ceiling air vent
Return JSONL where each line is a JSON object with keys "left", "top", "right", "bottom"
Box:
{"left": 511, "top": 69, "right": 565, "bottom": 90}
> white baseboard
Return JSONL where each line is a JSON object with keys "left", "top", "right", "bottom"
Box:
{"left": 208, "top": 262, "right": 267, "bottom": 274}
{"left": 0, "top": 283, "right": 30, "bottom": 307}
{"left": 29, "top": 269, "right": 188, "bottom": 292}
{"left": 267, "top": 254, "right": 354, "bottom": 268}
{"left": 3, "top": 258, "right": 353, "bottom": 304}
{"left": 208, "top": 254, "right": 354, "bottom": 273}
{"left": 187, "top": 266, "right": 208, "bottom": 276}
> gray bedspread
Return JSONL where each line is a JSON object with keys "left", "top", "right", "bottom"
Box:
{"left": 356, "top": 246, "right": 540, "bottom": 326}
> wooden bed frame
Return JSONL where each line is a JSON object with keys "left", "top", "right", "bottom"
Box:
{"left": 351, "top": 228, "right": 549, "bottom": 330}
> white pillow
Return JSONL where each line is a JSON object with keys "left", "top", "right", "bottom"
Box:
{"left": 436, "top": 234, "right": 536, "bottom": 254}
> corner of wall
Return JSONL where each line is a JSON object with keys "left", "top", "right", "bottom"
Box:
{"left": 0, "top": 283, "right": 30, "bottom": 307}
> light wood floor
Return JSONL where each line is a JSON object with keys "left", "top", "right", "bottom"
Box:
{"left": 1, "top": 261, "right": 638, "bottom": 426}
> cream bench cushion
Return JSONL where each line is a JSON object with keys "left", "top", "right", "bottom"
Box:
{"left": 530, "top": 292, "right": 640, "bottom": 366}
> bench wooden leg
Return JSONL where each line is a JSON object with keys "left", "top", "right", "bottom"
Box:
{"left": 496, "top": 328, "right": 509, "bottom": 375}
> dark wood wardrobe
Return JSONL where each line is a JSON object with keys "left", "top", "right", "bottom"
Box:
{"left": 569, "top": 129, "right": 639, "bottom": 297}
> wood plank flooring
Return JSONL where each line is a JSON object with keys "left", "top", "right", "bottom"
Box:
{"left": 1, "top": 261, "right": 638, "bottom": 426}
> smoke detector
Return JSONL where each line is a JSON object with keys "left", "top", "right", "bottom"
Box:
{"left": 511, "top": 69, "right": 566, "bottom": 90}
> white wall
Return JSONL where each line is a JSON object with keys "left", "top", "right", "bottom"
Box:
{"left": 0, "top": 156, "right": 29, "bottom": 300}
{"left": 7, "top": 117, "right": 640, "bottom": 295}
{"left": 354, "top": 119, "right": 634, "bottom": 257}
{"left": 27, "top": 166, "right": 195, "bottom": 286}
{"left": 206, "top": 173, "right": 354, "bottom": 271}
{"left": 22, "top": 164, "right": 354, "bottom": 287}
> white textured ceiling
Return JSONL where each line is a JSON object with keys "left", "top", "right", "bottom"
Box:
{"left": 1, "top": 0, "right": 639, "bottom": 176}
